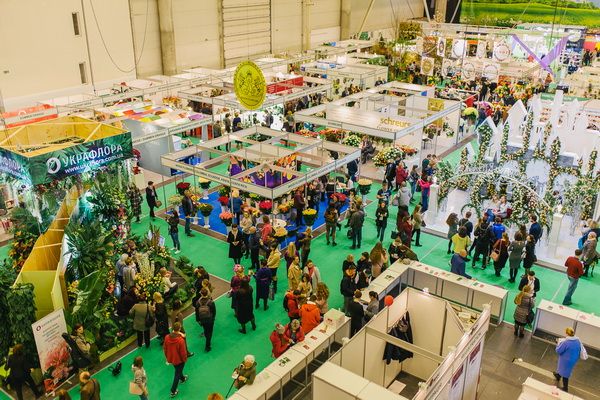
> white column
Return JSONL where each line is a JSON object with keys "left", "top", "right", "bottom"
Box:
{"left": 427, "top": 184, "right": 439, "bottom": 219}
{"left": 593, "top": 196, "right": 600, "bottom": 221}
{"left": 547, "top": 213, "right": 564, "bottom": 257}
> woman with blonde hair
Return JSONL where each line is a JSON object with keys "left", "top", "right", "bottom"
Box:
{"left": 152, "top": 291, "right": 169, "bottom": 343}
{"left": 284, "top": 242, "right": 299, "bottom": 270}
{"left": 411, "top": 204, "right": 423, "bottom": 247}
{"left": 513, "top": 285, "right": 534, "bottom": 338}
{"left": 370, "top": 241, "right": 388, "bottom": 278}
{"left": 287, "top": 256, "right": 302, "bottom": 291}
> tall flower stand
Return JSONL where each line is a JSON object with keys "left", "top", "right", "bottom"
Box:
{"left": 199, "top": 181, "right": 211, "bottom": 200}
{"left": 201, "top": 211, "right": 212, "bottom": 228}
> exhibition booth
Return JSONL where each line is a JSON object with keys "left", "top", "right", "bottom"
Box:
{"left": 422, "top": 91, "right": 600, "bottom": 272}
{"left": 300, "top": 60, "right": 388, "bottom": 96}
{"left": 309, "top": 39, "right": 375, "bottom": 59}
{"left": 95, "top": 101, "right": 211, "bottom": 181}
{"left": 519, "top": 377, "right": 585, "bottom": 400}
{"left": 295, "top": 82, "right": 462, "bottom": 179}
{"left": 160, "top": 126, "right": 359, "bottom": 235}
{"left": 313, "top": 287, "right": 491, "bottom": 400}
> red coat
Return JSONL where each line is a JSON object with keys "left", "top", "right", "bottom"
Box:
{"left": 299, "top": 302, "right": 321, "bottom": 333}
{"left": 395, "top": 166, "right": 408, "bottom": 184}
{"left": 285, "top": 292, "right": 300, "bottom": 319}
{"left": 270, "top": 331, "right": 289, "bottom": 358}
{"left": 284, "top": 325, "right": 305, "bottom": 343}
{"left": 163, "top": 333, "right": 188, "bottom": 365}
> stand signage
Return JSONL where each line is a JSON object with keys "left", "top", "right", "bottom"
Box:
{"left": 32, "top": 309, "right": 69, "bottom": 381}
{"left": 233, "top": 61, "right": 267, "bottom": 111}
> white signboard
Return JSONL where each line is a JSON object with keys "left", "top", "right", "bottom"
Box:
{"left": 32, "top": 309, "right": 69, "bottom": 376}
{"left": 441, "top": 59, "right": 455, "bottom": 77}
{"left": 476, "top": 41, "right": 487, "bottom": 59}
{"left": 462, "top": 342, "right": 483, "bottom": 400}
{"left": 482, "top": 63, "right": 499, "bottom": 82}
{"left": 449, "top": 364, "right": 465, "bottom": 400}
{"left": 437, "top": 38, "right": 446, "bottom": 57}
{"left": 452, "top": 39, "right": 466, "bottom": 59}
{"left": 493, "top": 41, "right": 512, "bottom": 63}
{"left": 461, "top": 62, "right": 476, "bottom": 80}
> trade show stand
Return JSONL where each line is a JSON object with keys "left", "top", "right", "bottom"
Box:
{"left": 400, "top": 261, "right": 508, "bottom": 324}
{"left": 314, "top": 287, "right": 491, "bottom": 400}
{"left": 533, "top": 299, "right": 600, "bottom": 354}
{"left": 518, "top": 377, "right": 585, "bottom": 400}
{"left": 234, "top": 313, "right": 350, "bottom": 400}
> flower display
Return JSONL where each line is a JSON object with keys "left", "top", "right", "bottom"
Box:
{"left": 295, "top": 129, "right": 319, "bottom": 138}
{"left": 168, "top": 194, "right": 183, "bottom": 208}
{"left": 320, "top": 128, "right": 344, "bottom": 143}
{"left": 302, "top": 208, "right": 318, "bottom": 225}
{"left": 176, "top": 181, "right": 191, "bottom": 195}
{"left": 218, "top": 196, "right": 230, "bottom": 206}
{"left": 274, "top": 227, "right": 288, "bottom": 242}
{"left": 397, "top": 145, "right": 418, "bottom": 156}
{"left": 342, "top": 133, "right": 362, "bottom": 147}
{"left": 278, "top": 202, "right": 292, "bottom": 213}
{"left": 462, "top": 107, "right": 478, "bottom": 120}
{"left": 135, "top": 274, "right": 164, "bottom": 301}
{"left": 330, "top": 192, "right": 348, "bottom": 203}
{"left": 219, "top": 211, "right": 234, "bottom": 226}
{"left": 259, "top": 200, "right": 273, "bottom": 214}
{"left": 197, "top": 202, "right": 214, "bottom": 216}
{"left": 372, "top": 146, "right": 404, "bottom": 167}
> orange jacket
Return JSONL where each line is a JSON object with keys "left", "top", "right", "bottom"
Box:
{"left": 299, "top": 302, "right": 321, "bottom": 333}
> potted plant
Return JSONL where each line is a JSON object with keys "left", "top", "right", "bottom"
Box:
{"left": 342, "top": 133, "right": 362, "bottom": 147}
{"left": 219, "top": 211, "right": 233, "bottom": 227}
{"left": 302, "top": 208, "right": 318, "bottom": 226}
{"left": 176, "top": 181, "right": 191, "bottom": 195}
{"left": 357, "top": 178, "right": 373, "bottom": 196}
{"left": 197, "top": 203, "right": 213, "bottom": 228}
{"left": 259, "top": 200, "right": 273, "bottom": 215}
{"left": 463, "top": 107, "right": 478, "bottom": 124}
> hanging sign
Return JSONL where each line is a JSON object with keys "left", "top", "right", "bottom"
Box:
{"left": 476, "top": 41, "right": 487, "bottom": 59}
{"left": 482, "top": 63, "right": 499, "bottom": 82}
{"left": 420, "top": 57, "right": 435, "bottom": 76}
{"left": 441, "top": 58, "right": 455, "bottom": 77}
{"left": 493, "top": 41, "right": 512, "bottom": 62}
{"left": 461, "top": 62, "right": 476, "bottom": 80}
{"left": 1, "top": 104, "right": 58, "bottom": 128}
{"left": 437, "top": 38, "right": 446, "bottom": 57}
{"left": 233, "top": 61, "right": 267, "bottom": 111}
{"left": 452, "top": 39, "right": 466, "bottom": 59}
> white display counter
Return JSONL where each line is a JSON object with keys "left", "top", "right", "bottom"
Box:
{"left": 518, "top": 377, "right": 584, "bottom": 400}
{"left": 234, "top": 316, "right": 351, "bottom": 400}
{"left": 401, "top": 261, "right": 508, "bottom": 323}
{"left": 533, "top": 299, "right": 600, "bottom": 351}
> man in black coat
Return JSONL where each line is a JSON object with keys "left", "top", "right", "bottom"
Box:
{"left": 145, "top": 181, "right": 157, "bottom": 220}
{"left": 348, "top": 290, "right": 365, "bottom": 337}
{"left": 518, "top": 270, "right": 541, "bottom": 297}
{"left": 181, "top": 191, "right": 195, "bottom": 237}
{"left": 340, "top": 266, "right": 357, "bottom": 316}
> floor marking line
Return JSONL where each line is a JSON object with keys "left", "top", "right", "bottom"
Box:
{"left": 550, "top": 279, "right": 566, "bottom": 303}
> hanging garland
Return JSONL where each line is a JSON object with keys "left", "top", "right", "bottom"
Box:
{"left": 455, "top": 148, "right": 470, "bottom": 191}
{"left": 476, "top": 123, "right": 494, "bottom": 165}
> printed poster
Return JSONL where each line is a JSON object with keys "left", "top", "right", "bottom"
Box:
{"left": 437, "top": 37, "right": 446, "bottom": 57}
{"left": 421, "top": 57, "right": 435, "bottom": 76}
{"left": 476, "top": 41, "right": 487, "bottom": 59}
{"left": 452, "top": 39, "right": 466, "bottom": 59}
{"left": 32, "top": 309, "right": 70, "bottom": 383}
{"left": 493, "top": 41, "right": 512, "bottom": 62}
{"left": 482, "top": 63, "right": 500, "bottom": 82}
{"left": 461, "top": 62, "right": 476, "bottom": 80}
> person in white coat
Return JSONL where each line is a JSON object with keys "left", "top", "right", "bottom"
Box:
{"left": 303, "top": 260, "right": 321, "bottom": 294}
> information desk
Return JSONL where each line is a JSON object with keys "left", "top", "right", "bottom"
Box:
{"left": 518, "top": 377, "right": 584, "bottom": 400}
{"left": 401, "top": 262, "right": 508, "bottom": 323}
{"left": 235, "top": 317, "right": 350, "bottom": 400}
{"left": 533, "top": 299, "right": 600, "bottom": 350}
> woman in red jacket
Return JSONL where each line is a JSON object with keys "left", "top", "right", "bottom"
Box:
{"left": 395, "top": 163, "right": 408, "bottom": 191}
{"left": 270, "top": 324, "right": 290, "bottom": 358}
{"left": 284, "top": 319, "right": 305, "bottom": 344}
{"left": 396, "top": 215, "right": 413, "bottom": 247}
{"left": 299, "top": 295, "right": 321, "bottom": 333}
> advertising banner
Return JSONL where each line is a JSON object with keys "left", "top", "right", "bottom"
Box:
{"left": 1, "top": 104, "right": 58, "bottom": 128}
{"left": 32, "top": 309, "right": 70, "bottom": 382}
{"left": 28, "top": 132, "right": 133, "bottom": 185}
{"left": 0, "top": 148, "right": 31, "bottom": 183}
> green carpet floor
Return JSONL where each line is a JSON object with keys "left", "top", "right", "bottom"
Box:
{"left": 2, "top": 149, "right": 599, "bottom": 399}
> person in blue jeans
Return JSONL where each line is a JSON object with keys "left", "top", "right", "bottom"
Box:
{"left": 375, "top": 201, "right": 388, "bottom": 242}
{"left": 349, "top": 208, "right": 365, "bottom": 249}
{"left": 167, "top": 210, "right": 181, "bottom": 254}
{"left": 562, "top": 249, "right": 584, "bottom": 306}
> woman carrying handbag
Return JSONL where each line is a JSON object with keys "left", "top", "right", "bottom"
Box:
{"left": 492, "top": 232, "right": 510, "bottom": 277}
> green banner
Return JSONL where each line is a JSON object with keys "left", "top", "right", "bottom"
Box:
{"left": 28, "top": 133, "right": 134, "bottom": 185}
{"left": 0, "top": 133, "right": 133, "bottom": 186}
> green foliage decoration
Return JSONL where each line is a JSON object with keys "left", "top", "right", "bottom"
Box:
{"left": 7, "top": 283, "right": 38, "bottom": 364}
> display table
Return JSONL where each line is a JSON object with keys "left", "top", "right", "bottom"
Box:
{"left": 518, "top": 377, "right": 584, "bottom": 400}
{"left": 234, "top": 316, "right": 350, "bottom": 400}
{"left": 360, "top": 281, "right": 389, "bottom": 303}
{"left": 313, "top": 361, "right": 371, "bottom": 399}
{"left": 402, "top": 261, "right": 508, "bottom": 323}
{"left": 533, "top": 300, "right": 600, "bottom": 350}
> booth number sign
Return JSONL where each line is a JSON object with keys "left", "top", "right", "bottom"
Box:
{"left": 233, "top": 60, "right": 267, "bottom": 111}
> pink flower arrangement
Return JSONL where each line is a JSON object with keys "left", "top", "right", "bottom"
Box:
{"left": 43, "top": 342, "right": 71, "bottom": 380}
{"left": 258, "top": 200, "right": 273, "bottom": 214}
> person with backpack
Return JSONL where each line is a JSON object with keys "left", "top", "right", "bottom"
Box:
{"left": 254, "top": 259, "right": 273, "bottom": 310}
{"left": 458, "top": 211, "right": 474, "bottom": 239}
{"left": 472, "top": 218, "right": 492, "bottom": 269}
{"left": 194, "top": 288, "right": 216, "bottom": 352}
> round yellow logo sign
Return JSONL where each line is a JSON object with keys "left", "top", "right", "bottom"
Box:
{"left": 233, "top": 61, "right": 266, "bottom": 110}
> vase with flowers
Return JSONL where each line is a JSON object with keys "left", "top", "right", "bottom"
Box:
{"left": 302, "top": 208, "right": 318, "bottom": 226}
{"left": 198, "top": 178, "right": 211, "bottom": 199}
{"left": 198, "top": 203, "right": 214, "bottom": 228}
{"left": 219, "top": 211, "right": 233, "bottom": 227}
{"left": 218, "top": 195, "right": 230, "bottom": 212}
{"left": 357, "top": 178, "right": 372, "bottom": 201}
{"left": 259, "top": 200, "right": 273, "bottom": 215}
{"left": 176, "top": 181, "right": 191, "bottom": 195}
{"left": 274, "top": 227, "right": 288, "bottom": 244}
